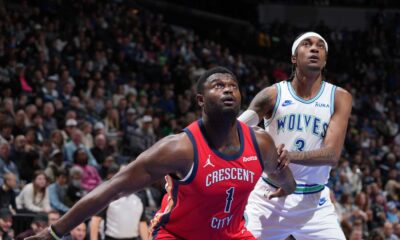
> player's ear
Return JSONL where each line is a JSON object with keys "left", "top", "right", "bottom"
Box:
{"left": 196, "top": 94, "right": 204, "bottom": 108}
{"left": 291, "top": 55, "right": 297, "bottom": 65}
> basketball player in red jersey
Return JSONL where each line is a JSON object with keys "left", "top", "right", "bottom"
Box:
{"left": 26, "top": 67, "right": 296, "bottom": 240}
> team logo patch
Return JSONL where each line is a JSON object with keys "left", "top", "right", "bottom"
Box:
{"left": 282, "top": 100, "right": 294, "bottom": 107}
{"left": 203, "top": 154, "right": 215, "bottom": 168}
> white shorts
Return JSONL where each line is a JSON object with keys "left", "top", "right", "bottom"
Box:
{"left": 245, "top": 178, "right": 345, "bottom": 240}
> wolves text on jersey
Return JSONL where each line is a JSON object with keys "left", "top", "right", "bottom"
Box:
{"left": 276, "top": 113, "right": 328, "bottom": 138}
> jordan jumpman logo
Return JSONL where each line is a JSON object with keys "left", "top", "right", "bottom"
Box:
{"left": 203, "top": 154, "right": 215, "bottom": 168}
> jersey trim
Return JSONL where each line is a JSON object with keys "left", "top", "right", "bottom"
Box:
{"left": 287, "top": 81, "right": 326, "bottom": 104}
{"left": 198, "top": 120, "right": 244, "bottom": 160}
{"left": 249, "top": 128, "right": 264, "bottom": 171}
{"left": 264, "top": 83, "right": 281, "bottom": 127}
{"left": 262, "top": 177, "right": 325, "bottom": 194}
{"left": 330, "top": 85, "right": 337, "bottom": 115}
{"left": 151, "top": 180, "right": 181, "bottom": 239}
{"left": 179, "top": 129, "right": 199, "bottom": 184}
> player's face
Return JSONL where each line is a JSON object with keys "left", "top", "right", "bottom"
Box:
{"left": 293, "top": 36, "right": 327, "bottom": 71}
{"left": 198, "top": 73, "right": 241, "bottom": 117}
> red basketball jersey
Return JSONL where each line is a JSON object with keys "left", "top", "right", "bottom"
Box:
{"left": 150, "top": 120, "right": 264, "bottom": 240}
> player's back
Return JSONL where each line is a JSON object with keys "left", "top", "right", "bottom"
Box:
{"left": 150, "top": 120, "right": 263, "bottom": 240}
{"left": 265, "top": 80, "right": 336, "bottom": 185}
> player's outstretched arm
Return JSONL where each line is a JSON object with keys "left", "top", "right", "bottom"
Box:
{"left": 238, "top": 85, "right": 276, "bottom": 126}
{"left": 254, "top": 127, "right": 296, "bottom": 197}
{"left": 24, "top": 133, "right": 193, "bottom": 240}
{"left": 287, "top": 88, "right": 352, "bottom": 167}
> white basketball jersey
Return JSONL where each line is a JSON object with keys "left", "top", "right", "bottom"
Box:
{"left": 264, "top": 80, "right": 337, "bottom": 184}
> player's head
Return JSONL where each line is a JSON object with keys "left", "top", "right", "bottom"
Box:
{"left": 290, "top": 32, "right": 328, "bottom": 73}
{"left": 196, "top": 66, "right": 241, "bottom": 118}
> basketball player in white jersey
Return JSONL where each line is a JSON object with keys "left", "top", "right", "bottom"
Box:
{"left": 239, "top": 32, "right": 352, "bottom": 239}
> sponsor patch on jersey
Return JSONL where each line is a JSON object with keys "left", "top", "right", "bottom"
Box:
{"left": 243, "top": 156, "right": 258, "bottom": 162}
{"left": 315, "top": 102, "right": 330, "bottom": 108}
{"left": 318, "top": 197, "right": 327, "bottom": 206}
{"left": 282, "top": 100, "right": 294, "bottom": 107}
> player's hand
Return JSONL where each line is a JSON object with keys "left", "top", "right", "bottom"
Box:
{"left": 276, "top": 144, "right": 290, "bottom": 171}
{"left": 24, "top": 228, "right": 53, "bottom": 240}
{"left": 265, "top": 187, "right": 287, "bottom": 199}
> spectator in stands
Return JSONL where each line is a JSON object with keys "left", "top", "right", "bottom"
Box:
{"left": 47, "top": 210, "right": 61, "bottom": 226}
{"left": 90, "top": 165, "right": 148, "bottom": 240}
{"left": 62, "top": 119, "right": 78, "bottom": 143}
{"left": 65, "top": 166, "right": 85, "bottom": 207}
{"left": 386, "top": 202, "right": 399, "bottom": 224}
{"left": 383, "top": 221, "right": 399, "bottom": 240}
{"left": 20, "top": 150, "right": 42, "bottom": 183}
{"left": 12, "top": 109, "right": 27, "bottom": 136}
{"left": 42, "top": 102, "right": 57, "bottom": 139}
{"left": 64, "top": 129, "right": 97, "bottom": 167}
{"left": 104, "top": 108, "right": 122, "bottom": 142}
{"left": 41, "top": 77, "right": 58, "bottom": 102}
{"left": 394, "top": 223, "right": 400, "bottom": 239}
{"left": 50, "top": 130, "right": 64, "bottom": 151}
{"left": 44, "top": 149, "right": 65, "bottom": 183}
{"left": 0, "top": 142, "right": 19, "bottom": 185}
{"left": 9, "top": 135, "right": 27, "bottom": 170}
{"left": 128, "top": 115, "right": 156, "bottom": 157}
{"left": 31, "top": 113, "right": 46, "bottom": 145}
{"left": 25, "top": 127, "right": 39, "bottom": 151}
{"left": 67, "top": 222, "right": 86, "bottom": 240}
{"left": 0, "top": 173, "right": 17, "bottom": 214}
{"left": 0, "top": 121, "right": 13, "bottom": 144}
{"left": 0, "top": 208, "right": 14, "bottom": 240}
{"left": 48, "top": 169, "right": 69, "bottom": 214}
{"left": 90, "top": 134, "right": 113, "bottom": 166}
{"left": 98, "top": 156, "right": 117, "bottom": 180}
{"left": 15, "top": 214, "right": 48, "bottom": 240}
{"left": 80, "top": 121, "right": 93, "bottom": 149}
{"left": 16, "top": 170, "right": 51, "bottom": 213}
{"left": 72, "top": 148, "right": 101, "bottom": 192}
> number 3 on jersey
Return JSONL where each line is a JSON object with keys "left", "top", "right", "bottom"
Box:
{"left": 224, "top": 187, "right": 235, "bottom": 213}
{"left": 294, "top": 138, "right": 306, "bottom": 152}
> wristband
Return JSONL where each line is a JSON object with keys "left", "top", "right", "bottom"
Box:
{"left": 48, "top": 225, "right": 62, "bottom": 240}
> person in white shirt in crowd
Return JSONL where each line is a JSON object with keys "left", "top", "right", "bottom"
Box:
{"left": 90, "top": 165, "right": 148, "bottom": 240}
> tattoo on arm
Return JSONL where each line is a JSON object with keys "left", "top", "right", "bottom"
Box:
{"left": 249, "top": 88, "right": 274, "bottom": 119}
{"left": 289, "top": 147, "right": 337, "bottom": 166}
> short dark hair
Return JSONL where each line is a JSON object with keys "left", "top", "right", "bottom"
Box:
{"left": 196, "top": 66, "right": 237, "bottom": 94}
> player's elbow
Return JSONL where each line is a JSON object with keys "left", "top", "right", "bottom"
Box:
{"left": 329, "top": 153, "right": 341, "bottom": 167}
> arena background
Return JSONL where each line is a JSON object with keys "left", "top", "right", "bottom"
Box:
{"left": 0, "top": 0, "right": 399, "bottom": 239}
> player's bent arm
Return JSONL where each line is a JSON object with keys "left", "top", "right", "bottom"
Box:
{"left": 238, "top": 86, "right": 276, "bottom": 126}
{"left": 89, "top": 216, "right": 102, "bottom": 240}
{"left": 254, "top": 127, "right": 296, "bottom": 194}
{"left": 48, "top": 133, "right": 193, "bottom": 238}
{"left": 139, "top": 221, "right": 149, "bottom": 240}
{"left": 289, "top": 88, "right": 352, "bottom": 166}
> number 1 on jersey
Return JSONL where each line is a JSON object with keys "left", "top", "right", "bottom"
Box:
{"left": 224, "top": 187, "right": 235, "bottom": 213}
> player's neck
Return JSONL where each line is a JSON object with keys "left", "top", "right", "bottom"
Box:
{"left": 201, "top": 115, "right": 238, "bottom": 148}
{"left": 292, "top": 69, "right": 323, "bottom": 100}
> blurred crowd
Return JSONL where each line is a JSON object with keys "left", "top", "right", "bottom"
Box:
{"left": 0, "top": 0, "right": 398, "bottom": 239}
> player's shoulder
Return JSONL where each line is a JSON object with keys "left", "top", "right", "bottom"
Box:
{"left": 251, "top": 126, "right": 274, "bottom": 147}
{"left": 150, "top": 132, "right": 193, "bottom": 158}
{"left": 334, "top": 86, "right": 352, "bottom": 103}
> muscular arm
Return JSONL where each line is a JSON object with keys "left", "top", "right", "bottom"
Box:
{"left": 254, "top": 127, "right": 296, "bottom": 194}
{"left": 238, "top": 86, "right": 276, "bottom": 126}
{"left": 89, "top": 216, "right": 102, "bottom": 240}
{"left": 51, "top": 134, "right": 193, "bottom": 236}
{"left": 288, "top": 88, "right": 352, "bottom": 166}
